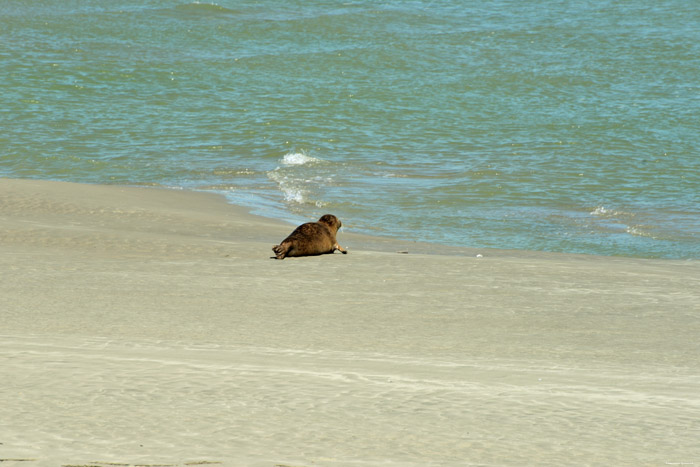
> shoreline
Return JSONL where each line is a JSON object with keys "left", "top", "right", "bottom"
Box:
{"left": 2, "top": 177, "right": 699, "bottom": 466}
{"left": 5, "top": 176, "right": 695, "bottom": 262}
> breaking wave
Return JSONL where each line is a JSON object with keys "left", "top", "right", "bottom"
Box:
{"left": 280, "top": 152, "right": 324, "bottom": 166}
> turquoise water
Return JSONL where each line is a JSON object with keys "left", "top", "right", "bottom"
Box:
{"left": 2, "top": 0, "right": 698, "bottom": 259}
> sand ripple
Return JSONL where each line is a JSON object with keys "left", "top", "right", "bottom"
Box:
{"left": 2, "top": 335, "right": 699, "bottom": 466}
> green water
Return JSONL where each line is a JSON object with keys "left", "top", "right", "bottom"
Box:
{"left": 1, "top": 0, "right": 698, "bottom": 258}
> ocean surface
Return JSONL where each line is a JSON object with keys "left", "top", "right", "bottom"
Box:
{"left": 2, "top": 0, "right": 698, "bottom": 259}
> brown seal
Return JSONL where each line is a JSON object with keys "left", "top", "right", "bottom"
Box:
{"left": 272, "top": 214, "right": 347, "bottom": 259}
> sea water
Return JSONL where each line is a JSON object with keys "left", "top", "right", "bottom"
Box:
{"left": 2, "top": 0, "right": 698, "bottom": 259}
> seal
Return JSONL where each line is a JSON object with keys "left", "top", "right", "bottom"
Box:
{"left": 272, "top": 214, "right": 347, "bottom": 260}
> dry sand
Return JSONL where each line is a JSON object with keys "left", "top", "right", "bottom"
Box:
{"left": 1, "top": 177, "right": 699, "bottom": 467}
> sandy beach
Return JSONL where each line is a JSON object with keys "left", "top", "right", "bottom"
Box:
{"left": 1, "top": 177, "right": 699, "bottom": 467}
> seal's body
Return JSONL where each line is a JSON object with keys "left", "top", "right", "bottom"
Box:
{"left": 273, "top": 214, "right": 347, "bottom": 259}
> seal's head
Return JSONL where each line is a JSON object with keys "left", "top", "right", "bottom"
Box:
{"left": 317, "top": 214, "right": 342, "bottom": 233}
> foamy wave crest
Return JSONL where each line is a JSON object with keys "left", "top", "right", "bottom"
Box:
{"left": 591, "top": 206, "right": 617, "bottom": 217}
{"left": 626, "top": 226, "right": 655, "bottom": 238}
{"left": 590, "top": 206, "right": 638, "bottom": 221}
{"left": 280, "top": 151, "right": 323, "bottom": 166}
{"left": 589, "top": 206, "right": 660, "bottom": 239}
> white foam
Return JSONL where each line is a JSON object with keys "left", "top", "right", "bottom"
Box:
{"left": 591, "top": 206, "right": 629, "bottom": 218}
{"left": 267, "top": 171, "right": 327, "bottom": 207}
{"left": 268, "top": 172, "right": 303, "bottom": 203}
{"left": 590, "top": 206, "right": 612, "bottom": 216}
{"left": 266, "top": 152, "right": 331, "bottom": 207}
{"left": 591, "top": 206, "right": 637, "bottom": 221}
{"left": 280, "top": 152, "right": 322, "bottom": 166}
{"left": 283, "top": 187, "right": 306, "bottom": 204}
{"left": 626, "top": 226, "right": 656, "bottom": 239}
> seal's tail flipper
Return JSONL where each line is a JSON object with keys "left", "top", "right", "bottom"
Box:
{"left": 272, "top": 243, "right": 289, "bottom": 260}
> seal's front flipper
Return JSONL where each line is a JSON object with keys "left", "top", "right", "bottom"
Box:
{"left": 334, "top": 244, "right": 348, "bottom": 254}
